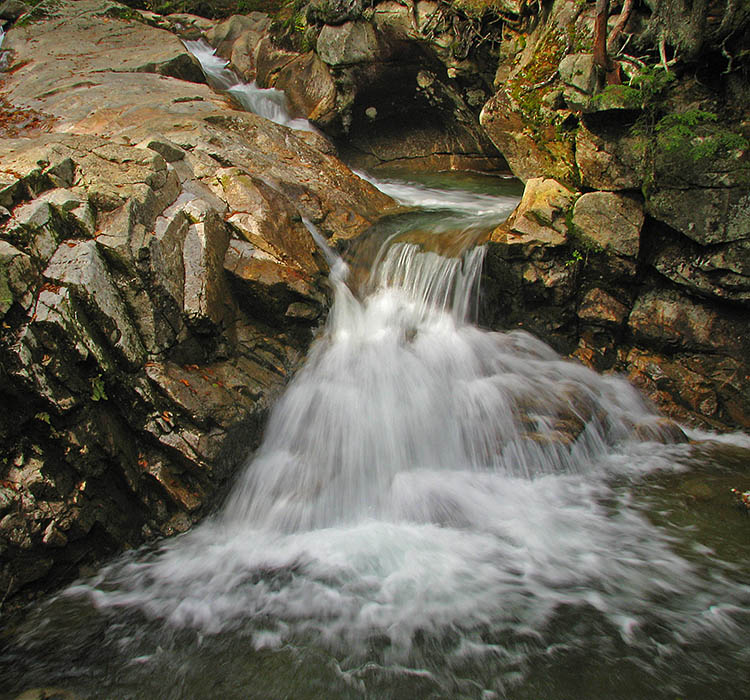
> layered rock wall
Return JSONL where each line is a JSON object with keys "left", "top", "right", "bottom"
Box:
{"left": 477, "top": 0, "right": 749, "bottom": 430}
{"left": 0, "top": 0, "right": 397, "bottom": 608}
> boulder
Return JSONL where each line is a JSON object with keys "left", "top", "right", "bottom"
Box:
{"left": 255, "top": 35, "right": 300, "bottom": 87}
{"left": 559, "top": 53, "right": 597, "bottom": 94}
{"left": 654, "top": 238, "right": 750, "bottom": 307}
{"left": 490, "top": 178, "right": 576, "bottom": 257}
{"left": 307, "top": 0, "right": 370, "bottom": 25}
{"left": 623, "top": 346, "right": 749, "bottom": 429}
{"left": 274, "top": 52, "right": 337, "bottom": 124}
{"left": 577, "top": 287, "right": 629, "bottom": 327}
{"left": 480, "top": 89, "right": 578, "bottom": 185}
{"left": 0, "top": 0, "right": 27, "bottom": 21}
{"left": 206, "top": 13, "right": 270, "bottom": 59}
{"left": 182, "top": 210, "right": 232, "bottom": 333}
{"left": 572, "top": 192, "right": 644, "bottom": 258}
{"left": 575, "top": 123, "right": 644, "bottom": 191}
{"left": 212, "top": 167, "right": 326, "bottom": 276}
{"left": 646, "top": 187, "right": 750, "bottom": 246}
{"left": 317, "top": 21, "right": 391, "bottom": 66}
{"left": 44, "top": 240, "right": 147, "bottom": 369}
{"left": 224, "top": 239, "right": 326, "bottom": 325}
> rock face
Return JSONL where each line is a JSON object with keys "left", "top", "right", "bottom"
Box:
{"left": 0, "top": 0, "right": 398, "bottom": 609}
{"left": 217, "top": 2, "right": 507, "bottom": 172}
{"left": 472, "top": 0, "right": 749, "bottom": 431}
{"left": 482, "top": 177, "right": 750, "bottom": 431}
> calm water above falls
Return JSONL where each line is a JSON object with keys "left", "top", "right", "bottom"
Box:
{"left": 1, "top": 40, "right": 749, "bottom": 700}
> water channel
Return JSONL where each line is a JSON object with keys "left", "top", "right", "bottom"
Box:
{"left": 0, "top": 38, "right": 748, "bottom": 700}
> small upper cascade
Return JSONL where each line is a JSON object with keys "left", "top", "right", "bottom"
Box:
{"left": 356, "top": 170, "right": 519, "bottom": 219}
{"left": 183, "top": 39, "right": 314, "bottom": 132}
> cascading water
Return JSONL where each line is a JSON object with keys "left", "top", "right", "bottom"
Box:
{"left": 183, "top": 39, "right": 314, "bottom": 132}
{"left": 1, "top": 34, "right": 748, "bottom": 700}
{"left": 2, "top": 185, "right": 747, "bottom": 698}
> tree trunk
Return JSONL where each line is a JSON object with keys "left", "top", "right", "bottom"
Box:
{"left": 593, "top": 0, "right": 610, "bottom": 70}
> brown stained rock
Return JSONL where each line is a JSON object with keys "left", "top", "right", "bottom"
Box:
{"left": 577, "top": 287, "right": 629, "bottom": 327}
{"left": 145, "top": 361, "right": 246, "bottom": 430}
{"left": 628, "top": 289, "right": 746, "bottom": 355}
{"left": 621, "top": 344, "right": 750, "bottom": 430}
{"left": 140, "top": 458, "right": 203, "bottom": 513}
{"left": 255, "top": 35, "right": 300, "bottom": 87}
{"left": 631, "top": 417, "right": 689, "bottom": 444}
{"left": 572, "top": 191, "right": 644, "bottom": 258}
{"left": 213, "top": 167, "right": 325, "bottom": 276}
{"left": 228, "top": 31, "right": 263, "bottom": 82}
{"left": 574, "top": 321, "right": 624, "bottom": 371}
{"left": 224, "top": 239, "right": 326, "bottom": 325}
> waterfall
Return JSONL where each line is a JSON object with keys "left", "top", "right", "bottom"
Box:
{"left": 3, "top": 32, "right": 745, "bottom": 700}
{"left": 61, "top": 193, "right": 747, "bottom": 671}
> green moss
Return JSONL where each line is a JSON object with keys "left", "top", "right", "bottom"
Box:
{"left": 501, "top": 29, "right": 580, "bottom": 184}
{"left": 0, "top": 266, "right": 12, "bottom": 315}
{"left": 100, "top": 5, "right": 142, "bottom": 20}
{"left": 16, "top": 0, "right": 62, "bottom": 26}
{"left": 566, "top": 19, "right": 592, "bottom": 53}
{"left": 270, "top": 0, "right": 314, "bottom": 51}
{"left": 655, "top": 110, "right": 749, "bottom": 162}
{"left": 452, "top": 0, "right": 521, "bottom": 19}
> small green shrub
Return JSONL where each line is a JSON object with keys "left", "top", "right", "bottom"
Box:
{"left": 91, "top": 375, "right": 108, "bottom": 402}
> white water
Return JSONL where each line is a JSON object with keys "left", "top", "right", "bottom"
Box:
{"left": 183, "top": 39, "right": 314, "bottom": 132}
{"left": 10, "top": 31, "right": 742, "bottom": 698}
{"left": 64, "top": 183, "right": 748, "bottom": 691}
{"left": 355, "top": 169, "right": 519, "bottom": 218}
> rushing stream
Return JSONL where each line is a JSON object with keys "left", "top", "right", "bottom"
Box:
{"left": 1, "top": 37, "right": 749, "bottom": 700}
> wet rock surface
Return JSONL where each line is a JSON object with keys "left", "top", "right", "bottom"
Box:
{"left": 482, "top": 174, "right": 750, "bottom": 431}
{"left": 0, "top": 0, "right": 397, "bottom": 609}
